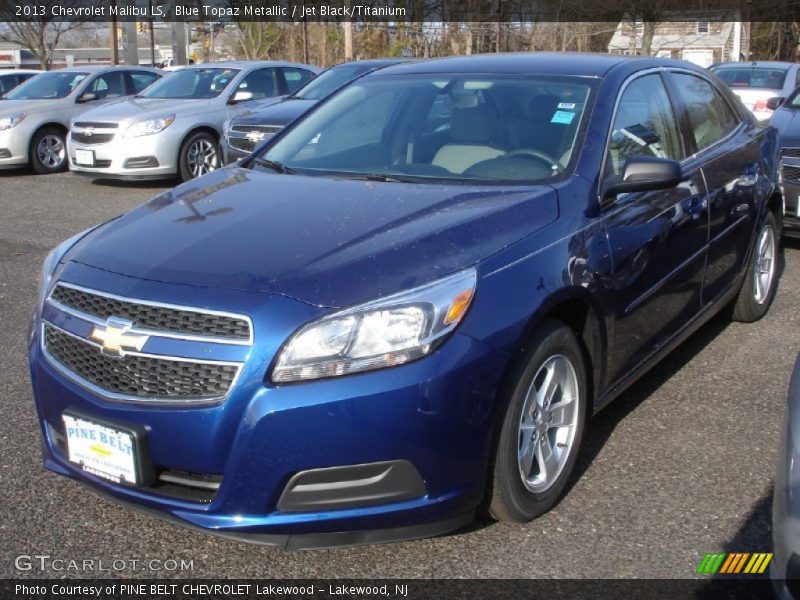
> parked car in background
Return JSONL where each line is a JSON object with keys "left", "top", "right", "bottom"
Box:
{"left": 710, "top": 61, "right": 800, "bottom": 121}
{"left": 68, "top": 61, "right": 319, "bottom": 182}
{"left": 221, "top": 58, "right": 407, "bottom": 164}
{"left": 0, "top": 66, "right": 162, "bottom": 174}
{"left": 30, "top": 54, "right": 781, "bottom": 547}
{"left": 769, "top": 90, "right": 800, "bottom": 238}
{"left": 0, "top": 69, "right": 39, "bottom": 96}
{"left": 773, "top": 353, "right": 800, "bottom": 599}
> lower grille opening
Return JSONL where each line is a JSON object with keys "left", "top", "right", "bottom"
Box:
{"left": 148, "top": 469, "right": 222, "bottom": 503}
{"left": 0, "top": 148, "right": 11, "bottom": 159}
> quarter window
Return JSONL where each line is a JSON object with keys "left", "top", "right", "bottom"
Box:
{"left": 671, "top": 73, "right": 739, "bottom": 151}
{"left": 606, "top": 74, "right": 684, "bottom": 177}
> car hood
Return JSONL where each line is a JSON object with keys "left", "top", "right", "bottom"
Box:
{"left": 67, "top": 167, "right": 559, "bottom": 308}
{"left": 77, "top": 97, "right": 212, "bottom": 122}
{"left": 233, "top": 99, "right": 317, "bottom": 127}
{"left": 0, "top": 98, "right": 67, "bottom": 116}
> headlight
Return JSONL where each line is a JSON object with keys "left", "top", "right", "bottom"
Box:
{"left": 0, "top": 112, "right": 27, "bottom": 131}
{"left": 36, "top": 225, "right": 101, "bottom": 316}
{"left": 124, "top": 114, "right": 175, "bottom": 138}
{"left": 272, "top": 268, "right": 477, "bottom": 383}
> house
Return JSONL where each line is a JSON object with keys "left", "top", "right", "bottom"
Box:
{"left": 608, "top": 14, "right": 746, "bottom": 67}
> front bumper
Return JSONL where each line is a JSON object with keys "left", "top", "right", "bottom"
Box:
{"left": 68, "top": 126, "right": 183, "bottom": 179}
{"left": 30, "top": 264, "right": 509, "bottom": 545}
{"left": 0, "top": 124, "right": 31, "bottom": 168}
{"left": 780, "top": 156, "right": 800, "bottom": 237}
{"left": 220, "top": 136, "right": 250, "bottom": 165}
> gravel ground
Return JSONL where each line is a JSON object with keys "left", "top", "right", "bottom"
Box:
{"left": 0, "top": 171, "right": 798, "bottom": 579}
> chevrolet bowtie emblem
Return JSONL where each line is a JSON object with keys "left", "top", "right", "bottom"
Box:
{"left": 84, "top": 127, "right": 93, "bottom": 137}
{"left": 90, "top": 318, "right": 148, "bottom": 356}
{"left": 246, "top": 131, "right": 266, "bottom": 143}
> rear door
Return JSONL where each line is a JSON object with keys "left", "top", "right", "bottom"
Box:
{"left": 601, "top": 72, "right": 709, "bottom": 383}
{"left": 665, "top": 70, "right": 760, "bottom": 304}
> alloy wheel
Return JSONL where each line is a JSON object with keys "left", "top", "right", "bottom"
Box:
{"left": 517, "top": 354, "right": 580, "bottom": 493}
{"left": 753, "top": 223, "right": 776, "bottom": 304}
{"left": 186, "top": 139, "right": 219, "bottom": 178}
{"left": 37, "top": 135, "right": 65, "bottom": 169}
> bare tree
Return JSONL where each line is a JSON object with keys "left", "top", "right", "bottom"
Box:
{"left": 231, "top": 22, "right": 284, "bottom": 60}
{"left": 0, "top": 2, "right": 83, "bottom": 69}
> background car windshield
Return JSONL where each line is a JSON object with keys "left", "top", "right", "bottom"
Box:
{"left": 259, "top": 74, "right": 592, "bottom": 183}
{"left": 4, "top": 72, "right": 88, "bottom": 100}
{"left": 140, "top": 68, "right": 239, "bottom": 99}
{"left": 294, "top": 64, "right": 377, "bottom": 101}
{"left": 713, "top": 67, "right": 787, "bottom": 90}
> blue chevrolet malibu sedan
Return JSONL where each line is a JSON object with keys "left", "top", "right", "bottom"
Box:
{"left": 30, "top": 54, "right": 781, "bottom": 548}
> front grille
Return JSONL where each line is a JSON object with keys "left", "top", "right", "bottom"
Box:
{"left": 231, "top": 125, "right": 281, "bottom": 135}
{"left": 71, "top": 131, "right": 114, "bottom": 145}
{"left": 228, "top": 125, "right": 280, "bottom": 153}
{"left": 782, "top": 147, "right": 800, "bottom": 158}
{"left": 783, "top": 164, "right": 800, "bottom": 183}
{"left": 74, "top": 121, "right": 119, "bottom": 129}
{"left": 44, "top": 324, "right": 238, "bottom": 400}
{"left": 51, "top": 284, "right": 251, "bottom": 341}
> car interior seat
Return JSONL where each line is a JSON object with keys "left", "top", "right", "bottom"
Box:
{"left": 432, "top": 99, "right": 507, "bottom": 174}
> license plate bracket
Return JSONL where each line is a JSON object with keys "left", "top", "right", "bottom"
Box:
{"left": 61, "top": 408, "right": 154, "bottom": 486}
{"left": 74, "top": 149, "right": 95, "bottom": 167}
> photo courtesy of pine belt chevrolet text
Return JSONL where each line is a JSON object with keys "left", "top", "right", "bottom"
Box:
{"left": 28, "top": 53, "right": 783, "bottom": 549}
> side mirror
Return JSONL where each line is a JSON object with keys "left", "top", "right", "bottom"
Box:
{"left": 76, "top": 91, "right": 98, "bottom": 103}
{"left": 230, "top": 90, "right": 253, "bottom": 104}
{"left": 601, "top": 156, "right": 683, "bottom": 201}
{"left": 766, "top": 96, "right": 785, "bottom": 110}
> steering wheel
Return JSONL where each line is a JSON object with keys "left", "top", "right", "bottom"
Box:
{"left": 503, "top": 149, "right": 564, "bottom": 174}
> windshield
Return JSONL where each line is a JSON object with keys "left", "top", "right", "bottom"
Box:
{"left": 256, "top": 74, "right": 593, "bottom": 183}
{"left": 4, "top": 72, "right": 88, "bottom": 100}
{"left": 294, "top": 63, "right": 380, "bottom": 101}
{"left": 713, "top": 66, "right": 788, "bottom": 90}
{"left": 140, "top": 68, "right": 239, "bottom": 99}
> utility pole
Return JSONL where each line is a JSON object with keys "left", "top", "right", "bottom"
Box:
{"left": 148, "top": 0, "right": 155, "bottom": 66}
{"left": 343, "top": 21, "right": 353, "bottom": 61}
{"left": 302, "top": 20, "right": 309, "bottom": 63}
{"left": 109, "top": 0, "right": 119, "bottom": 64}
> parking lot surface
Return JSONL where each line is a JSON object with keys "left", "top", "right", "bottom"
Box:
{"left": 1, "top": 171, "right": 798, "bottom": 578}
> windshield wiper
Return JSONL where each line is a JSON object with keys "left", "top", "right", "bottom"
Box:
{"left": 249, "top": 158, "right": 296, "bottom": 174}
{"left": 338, "top": 172, "right": 421, "bottom": 184}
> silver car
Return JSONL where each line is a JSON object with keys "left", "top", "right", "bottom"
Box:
{"left": 710, "top": 61, "right": 800, "bottom": 122}
{"left": 773, "top": 352, "right": 800, "bottom": 598}
{"left": 68, "top": 61, "right": 319, "bottom": 182}
{"left": 0, "top": 66, "right": 161, "bottom": 174}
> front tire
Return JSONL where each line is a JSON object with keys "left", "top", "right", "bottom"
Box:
{"left": 731, "top": 211, "right": 779, "bottom": 323}
{"left": 30, "top": 127, "right": 67, "bottom": 174}
{"left": 488, "top": 320, "right": 587, "bottom": 523}
{"left": 178, "top": 131, "right": 220, "bottom": 182}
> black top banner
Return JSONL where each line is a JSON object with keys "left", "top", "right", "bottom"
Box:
{"left": 0, "top": 0, "right": 798, "bottom": 23}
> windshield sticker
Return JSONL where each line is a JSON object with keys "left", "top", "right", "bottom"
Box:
{"left": 551, "top": 110, "right": 575, "bottom": 125}
{"left": 557, "top": 102, "right": 576, "bottom": 109}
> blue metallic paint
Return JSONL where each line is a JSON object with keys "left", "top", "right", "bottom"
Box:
{"left": 29, "top": 54, "right": 780, "bottom": 544}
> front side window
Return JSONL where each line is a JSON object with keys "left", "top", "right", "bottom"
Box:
{"left": 605, "top": 74, "right": 683, "bottom": 176}
{"left": 672, "top": 73, "right": 739, "bottom": 151}
{"left": 88, "top": 72, "right": 126, "bottom": 99}
{"left": 282, "top": 68, "right": 316, "bottom": 94}
{"left": 140, "top": 68, "right": 240, "bottom": 99}
{"left": 256, "top": 74, "right": 593, "bottom": 183}
{"left": 233, "top": 68, "right": 280, "bottom": 101}
{"left": 4, "top": 72, "right": 88, "bottom": 100}
{"left": 129, "top": 71, "right": 159, "bottom": 94}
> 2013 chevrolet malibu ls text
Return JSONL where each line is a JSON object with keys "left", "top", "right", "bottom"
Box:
{"left": 29, "top": 54, "right": 782, "bottom": 548}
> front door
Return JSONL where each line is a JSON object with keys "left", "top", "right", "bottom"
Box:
{"left": 601, "top": 73, "right": 709, "bottom": 383}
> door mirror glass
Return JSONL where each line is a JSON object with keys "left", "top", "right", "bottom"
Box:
{"left": 766, "top": 96, "right": 785, "bottom": 110}
{"left": 77, "top": 91, "right": 98, "bottom": 103}
{"left": 602, "top": 156, "right": 682, "bottom": 200}
{"left": 230, "top": 90, "right": 253, "bottom": 104}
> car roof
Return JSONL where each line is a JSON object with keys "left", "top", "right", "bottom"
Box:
{"left": 712, "top": 61, "right": 796, "bottom": 70}
{"left": 47, "top": 65, "right": 160, "bottom": 74}
{"left": 1, "top": 69, "right": 41, "bottom": 75}
{"left": 180, "top": 61, "right": 318, "bottom": 70}
{"left": 371, "top": 52, "right": 684, "bottom": 78}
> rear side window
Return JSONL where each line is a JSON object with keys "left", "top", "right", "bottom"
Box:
{"left": 282, "top": 68, "right": 315, "bottom": 94}
{"left": 129, "top": 71, "right": 159, "bottom": 94}
{"left": 606, "top": 74, "right": 684, "bottom": 177}
{"left": 671, "top": 73, "right": 739, "bottom": 151}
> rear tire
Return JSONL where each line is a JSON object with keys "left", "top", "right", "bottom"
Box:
{"left": 30, "top": 127, "right": 67, "bottom": 174}
{"left": 488, "top": 320, "right": 587, "bottom": 523}
{"left": 178, "top": 131, "right": 220, "bottom": 182}
{"left": 731, "top": 211, "right": 779, "bottom": 323}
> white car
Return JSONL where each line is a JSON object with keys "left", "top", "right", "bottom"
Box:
{"left": 0, "top": 69, "right": 39, "bottom": 96}
{"left": 0, "top": 66, "right": 162, "bottom": 173}
{"left": 68, "top": 61, "right": 319, "bottom": 182}
{"left": 710, "top": 61, "right": 800, "bottom": 121}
